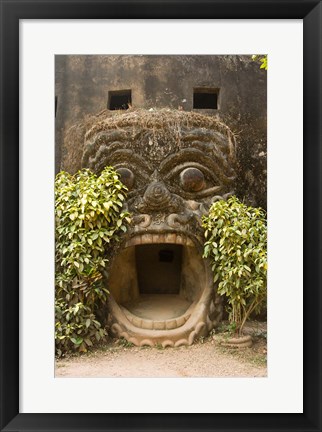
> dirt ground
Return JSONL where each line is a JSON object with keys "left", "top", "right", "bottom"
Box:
{"left": 55, "top": 321, "right": 267, "bottom": 378}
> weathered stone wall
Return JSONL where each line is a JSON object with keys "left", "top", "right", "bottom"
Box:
{"left": 55, "top": 55, "right": 266, "bottom": 208}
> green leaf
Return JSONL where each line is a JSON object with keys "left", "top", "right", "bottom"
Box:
{"left": 55, "top": 165, "right": 131, "bottom": 355}
{"left": 84, "top": 338, "right": 93, "bottom": 346}
{"left": 202, "top": 195, "right": 267, "bottom": 333}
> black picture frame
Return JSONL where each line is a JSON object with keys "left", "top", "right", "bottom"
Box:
{"left": 0, "top": 1, "right": 321, "bottom": 431}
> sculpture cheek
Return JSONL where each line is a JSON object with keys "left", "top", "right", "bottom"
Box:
{"left": 180, "top": 168, "right": 205, "bottom": 192}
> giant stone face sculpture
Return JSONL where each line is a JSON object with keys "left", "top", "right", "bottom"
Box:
{"left": 82, "top": 110, "right": 237, "bottom": 347}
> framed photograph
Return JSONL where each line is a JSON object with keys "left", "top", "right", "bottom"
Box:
{"left": 54, "top": 53, "right": 268, "bottom": 376}
{"left": 1, "top": 1, "right": 321, "bottom": 431}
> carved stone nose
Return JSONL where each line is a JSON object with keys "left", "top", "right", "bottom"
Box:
{"left": 142, "top": 181, "right": 171, "bottom": 210}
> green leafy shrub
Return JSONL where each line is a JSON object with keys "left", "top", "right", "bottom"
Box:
{"left": 55, "top": 167, "right": 130, "bottom": 356}
{"left": 55, "top": 300, "right": 106, "bottom": 355}
{"left": 202, "top": 196, "right": 267, "bottom": 336}
{"left": 252, "top": 54, "right": 268, "bottom": 70}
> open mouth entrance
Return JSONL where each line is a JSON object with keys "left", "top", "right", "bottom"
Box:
{"left": 108, "top": 239, "right": 205, "bottom": 328}
{"left": 124, "top": 244, "right": 190, "bottom": 321}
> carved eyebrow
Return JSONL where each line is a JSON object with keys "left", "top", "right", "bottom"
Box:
{"left": 82, "top": 131, "right": 129, "bottom": 166}
{"left": 181, "top": 128, "right": 236, "bottom": 156}
{"left": 159, "top": 148, "right": 235, "bottom": 185}
{"left": 103, "top": 149, "right": 153, "bottom": 173}
{"left": 88, "top": 147, "right": 153, "bottom": 175}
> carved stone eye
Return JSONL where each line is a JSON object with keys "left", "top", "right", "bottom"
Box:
{"left": 179, "top": 167, "right": 205, "bottom": 192}
{"left": 116, "top": 168, "right": 135, "bottom": 190}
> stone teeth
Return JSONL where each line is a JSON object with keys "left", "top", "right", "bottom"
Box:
{"left": 121, "top": 311, "right": 191, "bottom": 331}
{"left": 186, "top": 238, "right": 194, "bottom": 247}
{"left": 153, "top": 321, "right": 165, "bottom": 330}
{"left": 176, "top": 316, "right": 185, "bottom": 327}
{"left": 127, "top": 315, "right": 134, "bottom": 324}
{"left": 165, "top": 233, "right": 177, "bottom": 244}
{"left": 132, "top": 317, "right": 143, "bottom": 327}
{"left": 176, "top": 234, "right": 184, "bottom": 245}
{"left": 141, "top": 320, "right": 153, "bottom": 330}
{"left": 125, "top": 233, "right": 195, "bottom": 247}
{"left": 141, "top": 234, "right": 153, "bottom": 244}
{"left": 152, "top": 234, "right": 161, "bottom": 243}
{"left": 125, "top": 236, "right": 141, "bottom": 247}
{"left": 165, "top": 319, "right": 178, "bottom": 330}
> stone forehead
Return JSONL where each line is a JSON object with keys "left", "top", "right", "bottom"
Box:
{"left": 82, "top": 109, "right": 236, "bottom": 167}
{"left": 84, "top": 109, "right": 234, "bottom": 141}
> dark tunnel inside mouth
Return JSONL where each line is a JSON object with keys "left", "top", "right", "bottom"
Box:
{"left": 108, "top": 241, "right": 206, "bottom": 321}
{"left": 136, "top": 244, "right": 182, "bottom": 295}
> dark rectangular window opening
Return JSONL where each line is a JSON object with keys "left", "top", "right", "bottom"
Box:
{"left": 55, "top": 96, "right": 58, "bottom": 117}
{"left": 108, "top": 90, "right": 132, "bottom": 110}
{"left": 193, "top": 88, "right": 219, "bottom": 109}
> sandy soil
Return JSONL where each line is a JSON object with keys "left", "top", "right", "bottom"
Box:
{"left": 55, "top": 323, "right": 267, "bottom": 378}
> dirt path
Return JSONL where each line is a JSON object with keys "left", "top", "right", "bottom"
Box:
{"left": 56, "top": 327, "right": 267, "bottom": 378}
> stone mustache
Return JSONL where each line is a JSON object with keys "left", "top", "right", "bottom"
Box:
{"left": 82, "top": 110, "right": 237, "bottom": 347}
